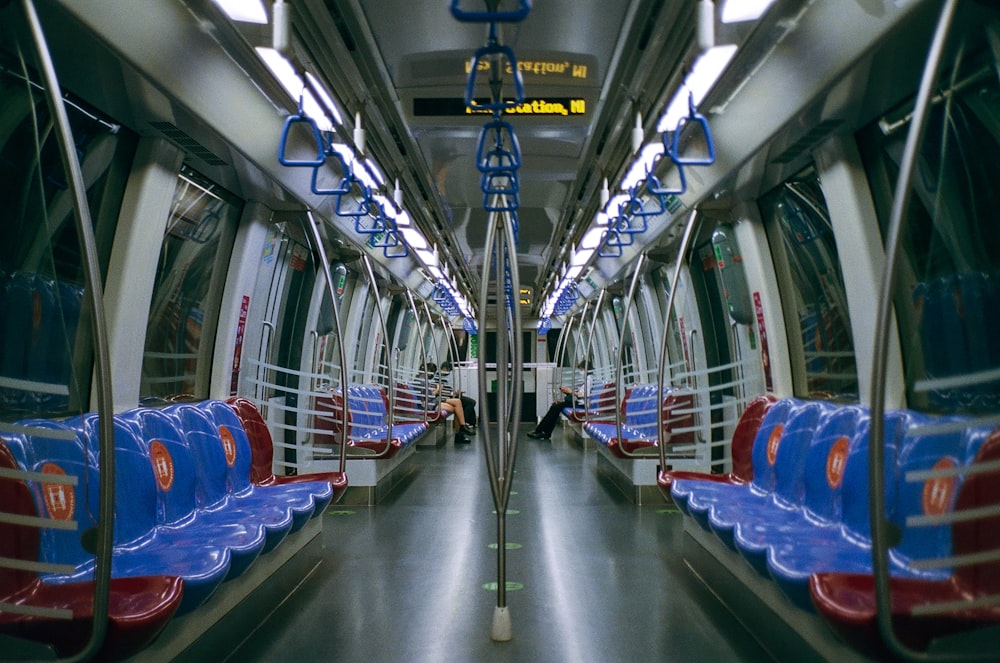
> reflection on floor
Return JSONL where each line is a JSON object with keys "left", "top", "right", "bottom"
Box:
{"left": 228, "top": 429, "right": 775, "bottom": 663}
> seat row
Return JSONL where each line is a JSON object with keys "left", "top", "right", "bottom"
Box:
{"left": 0, "top": 399, "right": 337, "bottom": 659}
{"left": 667, "top": 397, "right": 1000, "bottom": 654}
{"left": 579, "top": 383, "right": 696, "bottom": 458}
{"left": 314, "top": 384, "right": 429, "bottom": 456}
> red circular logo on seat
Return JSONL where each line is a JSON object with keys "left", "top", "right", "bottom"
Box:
{"left": 40, "top": 463, "right": 75, "bottom": 521}
{"left": 922, "top": 458, "right": 956, "bottom": 516}
{"left": 826, "top": 436, "right": 849, "bottom": 489}
{"left": 766, "top": 424, "right": 783, "bottom": 466}
{"left": 150, "top": 440, "right": 174, "bottom": 491}
{"left": 219, "top": 426, "right": 237, "bottom": 467}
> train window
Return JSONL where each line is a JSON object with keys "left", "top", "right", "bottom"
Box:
{"left": 759, "top": 168, "right": 859, "bottom": 399}
{"left": 0, "top": 59, "right": 137, "bottom": 418}
{"left": 858, "top": 23, "right": 1000, "bottom": 413}
{"left": 140, "top": 165, "right": 240, "bottom": 399}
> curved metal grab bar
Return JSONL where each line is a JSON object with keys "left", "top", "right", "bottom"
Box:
{"left": 612, "top": 254, "right": 650, "bottom": 457}
{"left": 22, "top": 2, "right": 116, "bottom": 657}
{"left": 657, "top": 210, "right": 701, "bottom": 473}
{"left": 867, "top": 2, "right": 977, "bottom": 660}
{"left": 304, "top": 211, "right": 350, "bottom": 473}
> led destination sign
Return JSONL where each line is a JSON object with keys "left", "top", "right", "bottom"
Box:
{"left": 414, "top": 97, "right": 586, "bottom": 117}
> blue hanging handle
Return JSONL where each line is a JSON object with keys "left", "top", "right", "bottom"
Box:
{"left": 334, "top": 176, "right": 372, "bottom": 218}
{"left": 311, "top": 144, "right": 352, "bottom": 196}
{"left": 357, "top": 200, "right": 390, "bottom": 235}
{"left": 465, "top": 43, "right": 526, "bottom": 112}
{"left": 450, "top": 0, "right": 531, "bottom": 22}
{"left": 670, "top": 92, "right": 716, "bottom": 166}
{"left": 383, "top": 237, "right": 410, "bottom": 259}
{"left": 606, "top": 214, "right": 636, "bottom": 245}
{"left": 477, "top": 119, "right": 522, "bottom": 172}
{"left": 481, "top": 170, "right": 519, "bottom": 195}
{"left": 463, "top": 317, "right": 478, "bottom": 334}
{"left": 628, "top": 184, "right": 665, "bottom": 217}
{"left": 647, "top": 150, "right": 687, "bottom": 196}
{"left": 278, "top": 103, "right": 326, "bottom": 167}
{"left": 597, "top": 229, "right": 624, "bottom": 258}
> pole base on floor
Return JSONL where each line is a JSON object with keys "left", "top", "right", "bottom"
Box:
{"left": 491, "top": 606, "right": 512, "bottom": 641}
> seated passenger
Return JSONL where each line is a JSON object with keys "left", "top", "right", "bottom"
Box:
{"left": 436, "top": 361, "right": 478, "bottom": 429}
{"left": 528, "top": 362, "right": 593, "bottom": 440}
{"left": 417, "top": 363, "right": 474, "bottom": 441}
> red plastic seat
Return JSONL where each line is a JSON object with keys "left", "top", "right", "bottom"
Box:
{"left": 657, "top": 394, "right": 775, "bottom": 499}
{"left": 809, "top": 428, "right": 1000, "bottom": 653}
{"left": 0, "top": 438, "right": 183, "bottom": 660}
{"left": 228, "top": 397, "right": 348, "bottom": 502}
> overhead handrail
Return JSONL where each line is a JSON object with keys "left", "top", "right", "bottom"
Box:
{"left": 450, "top": 0, "right": 532, "bottom": 23}
{"left": 22, "top": 1, "right": 117, "bottom": 658}
{"left": 669, "top": 91, "right": 716, "bottom": 166}
{"left": 657, "top": 210, "right": 702, "bottom": 479}
{"left": 278, "top": 98, "right": 326, "bottom": 167}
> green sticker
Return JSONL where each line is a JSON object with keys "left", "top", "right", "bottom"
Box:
{"left": 492, "top": 509, "right": 520, "bottom": 515}
{"left": 327, "top": 510, "right": 356, "bottom": 516}
{"left": 487, "top": 542, "right": 523, "bottom": 550}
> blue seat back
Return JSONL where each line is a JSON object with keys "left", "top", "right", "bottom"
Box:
{"left": 768, "top": 401, "right": 834, "bottom": 507}
{"left": 891, "top": 414, "right": 974, "bottom": 568}
{"left": 119, "top": 407, "right": 202, "bottom": 526}
{"left": 748, "top": 398, "right": 804, "bottom": 495}
{"left": 17, "top": 418, "right": 96, "bottom": 569}
{"left": 195, "top": 399, "right": 257, "bottom": 494}
{"left": 800, "top": 405, "right": 869, "bottom": 523}
{"left": 166, "top": 404, "right": 234, "bottom": 507}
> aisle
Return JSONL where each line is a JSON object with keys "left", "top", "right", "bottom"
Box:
{"left": 229, "top": 431, "right": 774, "bottom": 662}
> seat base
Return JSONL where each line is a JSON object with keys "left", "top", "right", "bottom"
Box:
{"left": 123, "top": 517, "right": 323, "bottom": 662}
{"left": 681, "top": 519, "right": 877, "bottom": 663}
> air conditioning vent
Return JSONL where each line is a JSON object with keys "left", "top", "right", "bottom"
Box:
{"left": 149, "top": 121, "right": 228, "bottom": 166}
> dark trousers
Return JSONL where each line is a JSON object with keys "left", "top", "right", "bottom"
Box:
{"left": 459, "top": 395, "right": 477, "bottom": 426}
{"left": 535, "top": 395, "right": 572, "bottom": 435}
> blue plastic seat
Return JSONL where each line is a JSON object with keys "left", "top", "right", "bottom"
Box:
{"left": 196, "top": 399, "right": 334, "bottom": 520}
{"left": 673, "top": 398, "right": 804, "bottom": 530}
{"left": 17, "top": 417, "right": 230, "bottom": 614}
{"left": 707, "top": 401, "right": 836, "bottom": 550}
{"left": 116, "top": 408, "right": 268, "bottom": 577}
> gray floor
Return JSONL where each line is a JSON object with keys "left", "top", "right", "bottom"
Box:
{"left": 228, "top": 429, "right": 775, "bottom": 663}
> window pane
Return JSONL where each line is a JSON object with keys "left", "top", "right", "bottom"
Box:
{"left": 859, "top": 24, "right": 1000, "bottom": 413}
{"left": 759, "top": 169, "right": 859, "bottom": 398}
{"left": 0, "top": 60, "right": 134, "bottom": 420}
{"left": 140, "top": 166, "right": 240, "bottom": 399}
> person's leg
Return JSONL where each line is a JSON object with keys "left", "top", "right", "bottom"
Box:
{"left": 529, "top": 401, "right": 564, "bottom": 438}
{"left": 443, "top": 398, "right": 466, "bottom": 429}
{"left": 460, "top": 395, "right": 477, "bottom": 426}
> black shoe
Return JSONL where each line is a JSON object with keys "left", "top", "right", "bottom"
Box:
{"left": 455, "top": 434, "right": 471, "bottom": 444}
{"left": 527, "top": 430, "right": 550, "bottom": 439}
{"left": 461, "top": 424, "right": 475, "bottom": 435}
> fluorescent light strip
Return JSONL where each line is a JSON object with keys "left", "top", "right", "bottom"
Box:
{"left": 721, "top": 0, "right": 775, "bottom": 23}
{"left": 657, "top": 45, "right": 737, "bottom": 132}
{"left": 214, "top": 0, "right": 267, "bottom": 24}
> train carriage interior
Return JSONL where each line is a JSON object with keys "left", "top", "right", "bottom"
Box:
{"left": 1, "top": 0, "right": 999, "bottom": 661}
